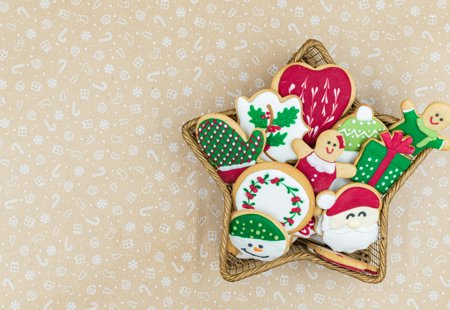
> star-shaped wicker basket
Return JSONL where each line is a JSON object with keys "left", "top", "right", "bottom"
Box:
{"left": 182, "top": 39, "right": 430, "bottom": 283}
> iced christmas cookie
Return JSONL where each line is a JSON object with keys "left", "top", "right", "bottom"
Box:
{"left": 292, "top": 129, "right": 356, "bottom": 194}
{"left": 228, "top": 210, "right": 289, "bottom": 261}
{"left": 196, "top": 113, "right": 266, "bottom": 184}
{"left": 352, "top": 131, "right": 414, "bottom": 194}
{"left": 334, "top": 104, "right": 387, "bottom": 163}
{"left": 236, "top": 90, "right": 310, "bottom": 162}
{"left": 232, "top": 162, "right": 315, "bottom": 234}
{"left": 315, "top": 183, "right": 381, "bottom": 253}
{"left": 306, "top": 242, "right": 378, "bottom": 275}
{"left": 292, "top": 217, "right": 316, "bottom": 239}
{"left": 271, "top": 63, "right": 355, "bottom": 146}
{"left": 390, "top": 99, "right": 450, "bottom": 156}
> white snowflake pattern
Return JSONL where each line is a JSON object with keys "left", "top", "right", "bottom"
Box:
{"left": 161, "top": 276, "right": 171, "bottom": 287}
{"left": 430, "top": 52, "right": 440, "bottom": 63}
{"left": 350, "top": 47, "right": 360, "bottom": 57}
{"left": 375, "top": 0, "right": 385, "bottom": 11}
{"left": 104, "top": 64, "right": 114, "bottom": 74}
{"left": 0, "top": 118, "right": 10, "bottom": 128}
{"left": 47, "top": 78, "right": 57, "bottom": 88}
{"left": 73, "top": 166, "right": 85, "bottom": 177}
{"left": 295, "top": 283, "right": 305, "bottom": 293}
{"left": 181, "top": 252, "right": 192, "bottom": 262}
{"left": 310, "top": 16, "right": 320, "bottom": 26}
{"left": 40, "top": 213, "right": 50, "bottom": 224}
{"left": 40, "top": 0, "right": 50, "bottom": 9}
{"left": 239, "top": 72, "right": 249, "bottom": 82}
{"left": 125, "top": 222, "right": 136, "bottom": 232}
{"left": 33, "top": 135, "right": 44, "bottom": 144}
{"left": 0, "top": 79, "right": 7, "bottom": 89}
{"left": 25, "top": 270, "right": 36, "bottom": 281}
{"left": 429, "top": 291, "right": 439, "bottom": 301}
{"left": 372, "top": 79, "right": 383, "bottom": 89}
{"left": 54, "top": 110, "right": 64, "bottom": 120}
{"left": 396, "top": 273, "right": 406, "bottom": 284}
{"left": 25, "top": 28, "right": 36, "bottom": 39}
{"left": 175, "top": 220, "right": 185, "bottom": 230}
{"left": 46, "top": 245, "right": 57, "bottom": 256}
{"left": 169, "top": 143, "right": 178, "bottom": 152}
{"left": 66, "top": 302, "right": 77, "bottom": 310}
{"left": 445, "top": 23, "right": 450, "bottom": 33}
{"left": 132, "top": 87, "right": 143, "bottom": 97}
{"left": 155, "top": 171, "right": 164, "bottom": 182}
{"left": 80, "top": 31, "right": 92, "bottom": 41}
{"left": 99, "top": 119, "right": 109, "bottom": 130}
{"left": 216, "top": 39, "right": 226, "bottom": 49}
{"left": 96, "top": 199, "right": 108, "bottom": 209}
{"left": 436, "top": 157, "right": 447, "bottom": 167}
{"left": 183, "top": 86, "right": 192, "bottom": 96}
{"left": 277, "top": 0, "right": 287, "bottom": 9}
{"left": 393, "top": 235, "right": 403, "bottom": 246}
{"left": 10, "top": 300, "right": 21, "bottom": 310}
{"left": 422, "top": 186, "right": 432, "bottom": 197}
{"left": 135, "top": 125, "right": 146, "bottom": 135}
{"left": 128, "top": 260, "right": 138, "bottom": 270}
{"left": 162, "top": 37, "right": 172, "bottom": 47}
{"left": 19, "top": 165, "right": 30, "bottom": 175}
{"left": 410, "top": 6, "right": 421, "bottom": 17}
{"left": 176, "top": 7, "right": 186, "bottom": 17}
{"left": 443, "top": 234, "right": 450, "bottom": 245}
{"left": 91, "top": 255, "right": 102, "bottom": 265}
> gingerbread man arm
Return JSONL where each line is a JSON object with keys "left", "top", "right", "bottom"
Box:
{"left": 291, "top": 138, "right": 313, "bottom": 159}
{"left": 441, "top": 136, "right": 450, "bottom": 151}
{"left": 401, "top": 99, "right": 415, "bottom": 112}
{"left": 335, "top": 163, "right": 357, "bottom": 178}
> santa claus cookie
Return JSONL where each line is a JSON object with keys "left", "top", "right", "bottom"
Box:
{"left": 292, "top": 129, "right": 356, "bottom": 194}
{"left": 228, "top": 210, "right": 289, "bottom": 261}
{"left": 306, "top": 242, "right": 378, "bottom": 275}
{"left": 334, "top": 104, "right": 387, "bottom": 163}
{"left": 232, "top": 162, "right": 315, "bottom": 234}
{"left": 390, "top": 99, "right": 450, "bottom": 156}
{"left": 236, "top": 89, "right": 310, "bottom": 162}
{"left": 315, "top": 183, "right": 381, "bottom": 253}
{"left": 196, "top": 113, "right": 266, "bottom": 184}
{"left": 271, "top": 63, "right": 355, "bottom": 146}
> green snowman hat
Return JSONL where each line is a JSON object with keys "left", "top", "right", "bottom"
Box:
{"left": 230, "top": 212, "right": 286, "bottom": 241}
{"left": 338, "top": 105, "right": 387, "bottom": 151}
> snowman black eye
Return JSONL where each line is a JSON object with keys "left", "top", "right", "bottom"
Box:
{"left": 435, "top": 113, "right": 439, "bottom": 117}
{"left": 358, "top": 211, "right": 367, "bottom": 217}
{"left": 258, "top": 244, "right": 263, "bottom": 249}
{"left": 346, "top": 213, "right": 355, "bottom": 220}
{"left": 327, "top": 141, "right": 331, "bottom": 144}
{"left": 248, "top": 243, "right": 253, "bottom": 247}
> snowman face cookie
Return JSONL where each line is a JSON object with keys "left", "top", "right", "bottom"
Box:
{"left": 236, "top": 89, "right": 309, "bottom": 162}
{"left": 229, "top": 210, "right": 289, "bottom": 261}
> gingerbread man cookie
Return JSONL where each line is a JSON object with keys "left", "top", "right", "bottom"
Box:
{"left": 271, "top": 63, "right": 355, "bottom": 146}
{"left": 196, "top": 113, "right": 266, "bottom": 184}
{"left": 236, "top": 89, "right": 310, "bottom": 162}
{"left": 232, "top": 162, "right": 315, "bottom": 234}
{"left": 315, "top": 183, "right": 381, "bottom": 253}
{"left": 390, "top": 99, "right": 450, "bottom": 156}
{"left": 228, "top": 210, "right": 289, "bottom": 261}
{"left": 292, "top": 129, "right": 356, "bottom": 194}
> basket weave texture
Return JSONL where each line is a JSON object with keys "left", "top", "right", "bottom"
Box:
{"left": 182, "top": 39, "right": 431, "bottom": 283}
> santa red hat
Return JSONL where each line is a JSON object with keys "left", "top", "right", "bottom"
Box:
{"left": 317, "top": 186, "right": 380, "bottom": 216}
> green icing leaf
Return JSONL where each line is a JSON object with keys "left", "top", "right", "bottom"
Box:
{"left": 267, "top": 132, "right": 287, "bottom": 147}
{"left": 272, "top": 106, "right": 299, "bottom": 128}
{"left": 248, "top": 105, "right": 268, "bottom": 129}
{"left": 229, "top": 213, "right": 285, "bottom": 241}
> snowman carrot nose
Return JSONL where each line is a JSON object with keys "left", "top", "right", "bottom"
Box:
{"left": 336, "top": 135, "right": 345, "bottom": 149}
{"left": 253, "top": 246, "right": 263, "bottom": 252}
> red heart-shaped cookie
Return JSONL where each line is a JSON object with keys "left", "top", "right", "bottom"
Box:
{"left": 272, "top": 63, "right": 355, "bottom": 147}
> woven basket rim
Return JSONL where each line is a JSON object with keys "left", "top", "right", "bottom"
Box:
{"left": 182, "top": 39, "right": 431, "bottom": 283}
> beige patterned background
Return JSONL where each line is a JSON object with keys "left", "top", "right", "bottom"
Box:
{"left": 0, "top": 0, "right": 449, "bottom": 309}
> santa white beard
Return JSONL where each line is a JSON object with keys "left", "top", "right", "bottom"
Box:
{"left": 321, "top": 215, "right": 379, "bottom": 253}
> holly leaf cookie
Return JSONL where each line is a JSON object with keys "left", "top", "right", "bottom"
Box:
{"left": 236, "top": 89, "right": 309, "bottom": 162}
{"left": 228, "top": 210, "right": 289, "bottom": 262}
{"left": 271, "top": 63, "right": 355, "bottom": 147}
{"left": 232, "top": 162, "right": 315, "bottom": 234}
{"left": 196, "top": 113, "right": 266, "bottom": 184}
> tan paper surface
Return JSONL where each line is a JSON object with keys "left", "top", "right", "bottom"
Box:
{"left": 0, "top": 1, "right": 449, "bottom": 308}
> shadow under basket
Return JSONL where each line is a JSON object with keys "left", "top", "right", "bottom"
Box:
{"left": 182, "top": 39, "right": 431, "bottom": 283}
